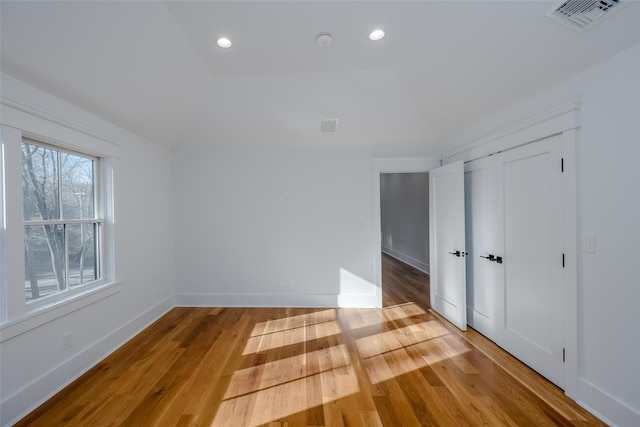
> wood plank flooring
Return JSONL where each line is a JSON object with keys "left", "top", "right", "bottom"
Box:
{"left": 16, "top": 254, "right": 605, "bottom": 426}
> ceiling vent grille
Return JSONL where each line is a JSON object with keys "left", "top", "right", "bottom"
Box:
{"left": 547, "top": 0, "right": 625, "bottom": 33}
{"left": 320, "top": 119, "right": 338, "bottom": 133}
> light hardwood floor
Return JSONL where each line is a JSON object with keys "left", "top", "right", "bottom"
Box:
{"left": 16, "top": 253, "right": 605, "bottom": 426}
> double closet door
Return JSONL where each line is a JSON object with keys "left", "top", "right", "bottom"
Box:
{"left": 431, "top": 134, "right": 566, "bottom": 388}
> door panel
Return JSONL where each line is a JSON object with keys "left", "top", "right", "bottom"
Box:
{"left": 504, "top": 152, "right": 554, "bottom": 344}
{"left": 429, "top": 161, "right": 467, "bottom": 331}
{"left": 465, "top": 159, "right": 503, "bottom": 338}
{"left": 500, "top": 137, "right": 564, "bottom": 387}
{"left": 465, "top": 136, "right": 564, "bottom": 388}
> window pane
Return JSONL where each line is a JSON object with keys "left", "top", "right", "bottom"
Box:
{"left": 61, "top": 153, "right": 94, "bottom": 220}
{"left": 68, "top": 223, "right": 98, "bottom": 287}
{"left": 22, "top": 143, "right": 60, "bottom": 221}
{"left": 22, "top": 140, "right": 103, "bottom": 302}
{"left": 24, "top": 225, "right": 66, "bottom": 302}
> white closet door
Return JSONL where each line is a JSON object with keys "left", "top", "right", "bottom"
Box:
{"left": 429, "top": 161, "right": 467, "bottom": 331}
{"left": 465, "top": 135, "right": 565, "bottom": 388}
{"left": 499, "top": 136, "right": 565, "bottom": 387}
{"left": 464, "top": 158, "right": 503, "bottom": 338}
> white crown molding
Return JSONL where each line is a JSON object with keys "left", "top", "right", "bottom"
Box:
{"left": 1, "top": 95, "right": 120, "bottom": 147}
{"left": 444, "top": 102, "right": 580, "bottom": 163}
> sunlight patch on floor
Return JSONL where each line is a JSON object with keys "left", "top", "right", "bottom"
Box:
{"left": 354, "top": 321, "right": 450, "bottom": 359}
{"left": 383, "top": 302, "right": 427, "bottom": 320}
{"left": 225, "top": 344, "right": 352, "bottom": 399}
{"left": 212, "top": 351, "right": 360, "bottom": 427}
{"left": 243, "top": 319, "right": 342, "bottom": 355}
{"left": 342, "top": 302, "right": 427, "bottom": 331}
{"left": 249, "top": 309, "right": 337, "bottom": 337}
{"left": 362, "top": 336, "right": 469, "bottom": 384}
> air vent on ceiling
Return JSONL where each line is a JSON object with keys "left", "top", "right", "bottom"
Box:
{"left": 320, "top": 119, "right": 338, "bottom": 133}
{"left": 547, "top": 0, "right": 626, "bottom": 33}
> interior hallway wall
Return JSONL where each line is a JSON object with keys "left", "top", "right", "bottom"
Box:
{"left": 380, "top": 172, "right": 429, "bottom": 272}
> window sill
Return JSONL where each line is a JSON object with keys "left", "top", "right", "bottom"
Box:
{"left": 0, "top": 281, "right": 121, "bottom": 343}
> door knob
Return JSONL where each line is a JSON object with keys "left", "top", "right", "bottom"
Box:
{"left": 479, "top": 254, "right": 503, "bottom": 264}
{"left": 448, "top": 250, "right": 461, "bottom": 257}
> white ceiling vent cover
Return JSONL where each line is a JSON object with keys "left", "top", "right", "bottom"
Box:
{"left": 320, "top": 119, "right": 338, "bottom": 133}
{"left": 547, "top": 0, "right": 626, "bottom": 33}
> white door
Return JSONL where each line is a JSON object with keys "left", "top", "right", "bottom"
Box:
{"left": 465, "top": 136, "right": 565, "bottom": 388}
{"left": 499, "top": 137, "right": 565, "bottom": 387}
{"left": 464, "top": 157, "right": 503, "bottom": 338}
{"left": 429, "top": 161, "right": 467, "bottom": 331}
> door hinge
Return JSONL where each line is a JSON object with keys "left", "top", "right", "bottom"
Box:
{"left": 563, "top": 348, "right": 566, "bottom": 362}
{"left": 562, "top": 253, "right": 565, "bottom": 268}
{"left": 561, "top": 158, "right": 564, "bottom": 172}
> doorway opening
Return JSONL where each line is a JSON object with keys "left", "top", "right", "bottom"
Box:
{"left": 371, "top": 157, "right": 440, "bottom": 309}
{"left": 380, "top": 172, "right": 430, "bottom": 309}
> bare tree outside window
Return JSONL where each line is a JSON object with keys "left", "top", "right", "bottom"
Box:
{"left": 22, "top": 140, "right": 101, "bottom": 302}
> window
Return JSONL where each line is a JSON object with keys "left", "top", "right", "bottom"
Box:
{"left": 22, "top": 139, "right": 103, "bottom": 303}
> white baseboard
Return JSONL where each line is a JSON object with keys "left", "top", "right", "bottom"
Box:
{"left": 577, "top": 378, "right": 640, "bottom": 427}
{"left": 1, "top": 295, "right": 174, "bottom": 427}
{"left": 175, "top": 292, "right": 378, "bottom": 308}
{"left": 382, "top": 247, "right": 429, "bottom": 274}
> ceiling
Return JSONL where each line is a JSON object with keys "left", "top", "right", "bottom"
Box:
{"left": 1, "top": 1, "right": 639, "bottom": 150}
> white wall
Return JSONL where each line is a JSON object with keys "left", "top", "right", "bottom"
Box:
{"left": 0, "top": 75, "right": 175, "bottom": 425}
{"left": 380, "top": 172, "right": 429, "bottom": 272}
{"left": 441, "top": 44, "right": 640, "bottom": 427}
{"left": 173, "top": 146, "right": 375, "bottom": 307}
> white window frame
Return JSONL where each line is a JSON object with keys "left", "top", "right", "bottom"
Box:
{"left": 0, "top": 117, "right": 119, "bottom": 341}
{"left": 0, "top": 131, "right": 7, "bottom": 323}
{"left": 22, "top": 138, "right": 106, "bottom": 307}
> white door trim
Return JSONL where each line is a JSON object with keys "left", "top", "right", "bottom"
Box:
{"left": 443, "top": 104, "right": 579, "bottom": 399}
{"left": 371, "top": 157, "right": 441, "bottom": 308}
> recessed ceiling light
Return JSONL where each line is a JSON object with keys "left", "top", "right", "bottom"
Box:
{"left": 217, "top": 37, "right": 232, "bottom": 48}
{"left": 369, "top": 29, "right": 385, "bottom": 41}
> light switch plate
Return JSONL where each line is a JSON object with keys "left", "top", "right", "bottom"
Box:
{"left": 63, "top": 332, "right": 72, "bottom": 350}
{"left": 583, "top": 235, "right": 595, "bottom": 253}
